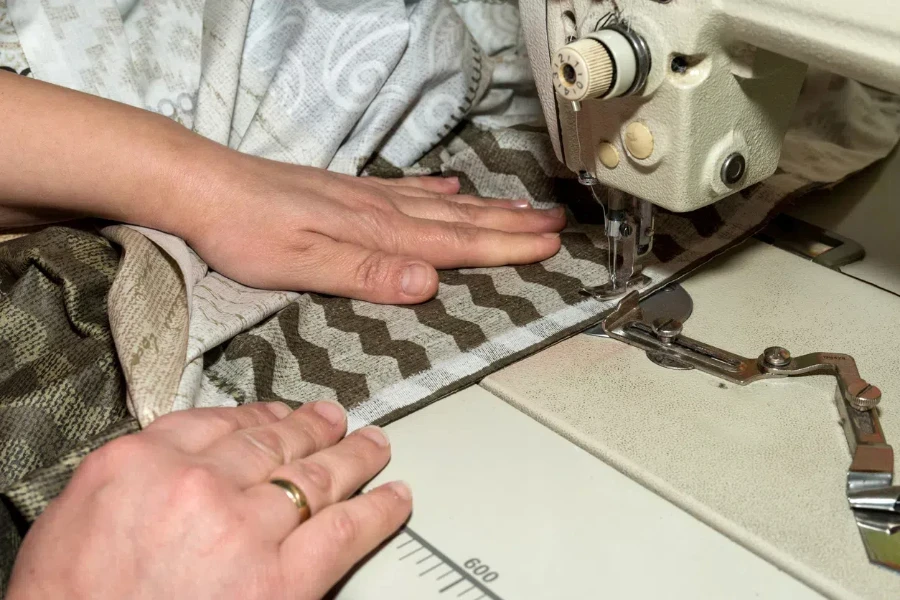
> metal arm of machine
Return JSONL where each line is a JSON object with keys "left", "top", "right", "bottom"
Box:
{"left": 598, "top": 290, "right": 900, "bottom": 571}
{"left": 718, "top": 0, "right": 900, "bottom": 96}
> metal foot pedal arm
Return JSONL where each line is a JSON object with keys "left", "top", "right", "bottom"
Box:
{"left": 599, "top": 291, "right": 900, "bottom": 572}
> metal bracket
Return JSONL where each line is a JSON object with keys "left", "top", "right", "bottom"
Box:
{"left": 598, "top": 290, "right": 900, "bottom": 572}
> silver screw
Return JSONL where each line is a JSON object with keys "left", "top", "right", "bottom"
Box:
{"left": 652, "top": 318, "right": 683, "bottom": 344}
{"left": 848, "top": 382, "right": 882, "bottom": 411}
{"left": 763, "top": 346, "right": 791, "bottom": 367}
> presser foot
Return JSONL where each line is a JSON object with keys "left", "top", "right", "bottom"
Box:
{"left": 584, "top": 283, "right": 692, "bottom": 338}
{"left": 580, "top": 273, "right": 651, "bottom": 300}
{"left": 596, "top": 289, "right": 900, "bottom": 573}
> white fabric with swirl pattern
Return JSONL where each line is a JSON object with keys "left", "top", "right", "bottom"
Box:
{"left": 6, "top": 0, "right": 532, "bottom": 423}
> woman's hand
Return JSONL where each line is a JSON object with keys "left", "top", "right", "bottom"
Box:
{"left": 179, "top": 156, "right": 565, "bottom": 303}
{"left": 0, "top": 71, "right": 565, "bottom": 304}
{"left": 6, "top": 401, "right": 407, "bottom": 600}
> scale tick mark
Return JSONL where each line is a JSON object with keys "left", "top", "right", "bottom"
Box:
{"left": 439, "top": 576, "right": 465, "bottom": 593}
{"left": 420, "top": 562, "right": 443, "bottom": 577}
{"left": 400, "top": 547, "right": 424, "bottom": 560}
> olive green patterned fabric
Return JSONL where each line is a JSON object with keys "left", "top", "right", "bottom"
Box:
{"left": 0, "top": 226, "right": 133, "bottom": 593}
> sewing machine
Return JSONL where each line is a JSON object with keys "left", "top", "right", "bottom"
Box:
{"left": 523, "top": 0, "right": 900, "bottom": 298}
{"left": 329, "top": 2, "right": 900, "bottom": 598}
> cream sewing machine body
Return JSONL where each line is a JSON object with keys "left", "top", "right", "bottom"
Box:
{"left": 523, "top": 0, "right": 900, "bottom": 212}
{"left": 518, "top": 0, "right": 900, "bottom": 299}
{"left": 329, "top": 3, "right": 900, "bottom": 598}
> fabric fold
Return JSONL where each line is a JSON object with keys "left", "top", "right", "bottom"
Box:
{"left": 4, "top": 0, "right": 900, "bottom": 430}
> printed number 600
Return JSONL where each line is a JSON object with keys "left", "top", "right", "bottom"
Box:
{"left": 464, "top": 558, "right": 499, "bottom": 583}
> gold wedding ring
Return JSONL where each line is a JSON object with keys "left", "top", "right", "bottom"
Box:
{"left": 270, "top": 478, "right": 312, "bottom": 523}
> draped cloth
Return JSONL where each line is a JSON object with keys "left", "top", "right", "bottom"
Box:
{"left": 0, "top": 3, "right": 899, "bottom": 589}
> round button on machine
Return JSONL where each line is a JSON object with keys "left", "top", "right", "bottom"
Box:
{"left": 624, "top": 122, "right": 654, "bottom": 160}
{"left": 598, "top": 142, "right": 620, "bottom": 169}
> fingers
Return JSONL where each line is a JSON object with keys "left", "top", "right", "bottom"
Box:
{"left": 143, "top": 402, "right": 292, "bottom": 453}
{"left": 391, "top": 195, "right": 565, "bottom": 234}
{"left": 368, "top": 175, "right": 461, "bottom": 195}
{"left": 279, "top": 232, "right": 439, "bottom": 304}
{"left": 280, "top": 482, "right": 413, "bottom": 599}
{"left": 198, "top": 400, "right": 347, "bottom": 487}
{"left": 384, "top": 217, "right": 563, "bottom": 268}
{"left": 382, "top": 184, "right": 536, "bottom": 210}
{"left": 445, "top": 195, "right": 534, "bottom": 210}
{"left": 244, "top": 426, "right": 392, "bottom": 540}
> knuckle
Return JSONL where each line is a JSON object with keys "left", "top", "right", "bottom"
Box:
{"left": 370, "top": 490, "right": 400, "bottom": 523}
{"left": 244, "top": 402, "right": 285, "bottom": 424}
{"left": 238, "top": 427, "right": 288, "bottom": 465}
{"left": 169, "top": 466, "right": 237, "bottom": 527}
{"left": 449, "top": 223, "right": 478, "bottom": 247}
{"left": 353, "top": 251, "right": 393, "bottom": 292}
{"left": 329, "top": 507, "right": 361, "bottom": 546}
{"left": 295, "top": 460, "right": 336, "bottom": 499}
{"left": 170, "top": 465, "right": 222, "bottom": 503}
{"left": 82, "top": 435, "right": 149, "bottom": 473}
{"left": 260, "top": 401, "right": 293, "bottom": 419}
{"left": 201, "top": 412, "right": 245, "bottom": 434}
{"left": 449, "top": 201, "right": 476, "bottom": 223}
{"left": 144, "top": 410, "right": 183, "bottom": 431}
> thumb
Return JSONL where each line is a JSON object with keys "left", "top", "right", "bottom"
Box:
{"left": 284, "top": 233, "right": 439, "bottom": 304}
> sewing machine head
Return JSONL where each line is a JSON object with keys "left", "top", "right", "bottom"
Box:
{"left": 520, "top": 0, "right": 900, "bottom": 295}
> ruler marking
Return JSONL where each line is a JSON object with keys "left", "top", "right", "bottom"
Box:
{"left": 439, "top": 576, "right": 464, "bottom": 593}
{"left": 402, "top": 528, "right": 504, "bottom": 600}
{"left": 399, "top": 547, "right": 424, "bottom": 560}
{"left": 416, "top": 553, "right": 434, "bottom": 564}
{"left": 474, "top": 595, "right": 485, "bottom": 600}
{"left": 397, "top": 538, "right": 415, "bottom": 549}
{"left": 458, "top": 583, "right": 476, "bottom": 596}
{"left": 419, "top": 562, "right": 443, "bottom": 577}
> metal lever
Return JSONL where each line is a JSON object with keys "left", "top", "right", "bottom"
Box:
{"left": 598, "top": 291, "right": 900, "bottom": 572}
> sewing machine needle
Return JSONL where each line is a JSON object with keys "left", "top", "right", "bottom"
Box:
{"left": 610, "top": 235, "right": 618, "bottom": 289}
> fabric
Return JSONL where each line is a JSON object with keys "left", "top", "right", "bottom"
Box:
{"left": 8, "top": 0, "right": 900, "bottom": 430}
{"left": 0, "top": 226, "right": 135, "bottom": 594}
{"left": 0, "top": 0, "right": 898, "bottom": 591}
{"left": 0, "top": 0, "right": 26, "bottom": 76}
{"left": 175, "top": 70, "right": 900, "bottom": 430}
{"left": 101, "top": 226, "right": 191, "bottom": 425}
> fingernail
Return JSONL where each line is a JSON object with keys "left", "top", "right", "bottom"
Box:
{"left": 446, "top": 176, "right": 460, "bottom": 185}
{"left": 510, "top": 199, "right": 531, "bottom": 209}
{"left": 401, "top": 263, "right": 430, "bottom": 296}
{"left": 542, "top": 232, "right": 560, "bottom": 239}
{"left": 265, "top": 401, "right": 293, "bottom": 419}
{"left": 547, "top": 206, "right": 566, "bottom": 217}
{"left": 358, "top": 426, "right": 389, "bottom": 447}
{"left": 387, "top": 481, "right": 412, "bottom": 501}
{"left": 312, "top": 399, "right": 346, "bottom": 426}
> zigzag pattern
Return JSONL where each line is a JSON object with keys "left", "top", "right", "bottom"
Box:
{"left": 204, "top": 123, "right": 815, "bottom": 428}
{"left": 311, "top": 296, "right": 431, "bottom": 379}
{"left": 407, "top": 289, "right": 487, "bottom": 352}
{"left": 440, "top": 270, "right": 542, "bottom": 326}
{"left": 222, "top": 333, "right": 288, "bottom": 403}
{"left": 277, "top": 303, "right": 371, "bottom": 407}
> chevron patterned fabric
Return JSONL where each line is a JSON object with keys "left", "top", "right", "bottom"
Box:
{"left": 192, "top": 122, "right": 820, "bottom": 428}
